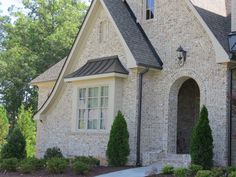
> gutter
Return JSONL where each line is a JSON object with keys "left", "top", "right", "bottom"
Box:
{"left": 136, "top": 67, "right": 149, "bottom": 166}
{"left": 229, "top": 66, "right": 236, "bottom": 166}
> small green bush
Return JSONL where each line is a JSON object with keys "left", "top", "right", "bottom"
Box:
{"left": 18, "top": 158, "right": 45, "bottom": 173}
{"left": 211, "top": 167, "right": 225, "bottom": 177}
{"left": 229, "top": 171, "right": 236, "bottom": 177}
{"left": 189, "top": 164, "right": 203, "bottom": 175}
{"left": 72, "top": 160, "right": 90, "bottom": 175}
{"left": 161, "top": 165, "right": 174, "bottom": 174}
{"left": 18, "top": 159, "right": 35, "bottom": 173}
{"left": 1, "top": 127, "right": 26, "bottom": 159}
{"left": 44, "top": 147, "right": 63, "bottom": 160}
{"left": 195, "top": 170, "right": 213, "bottom": 177}
{"left": 106, "top": 111, "right": 130, "bottom": 166}
{"left": 46, "top": 157, "right": 68, "bottom": 174}
{"left": 227, "top": 166, "right": 236, "bottom": 174}
{"left": 174, "top": 167, "right": 188, "bottom": 177}
{"left": 0, "top": 158, "right": 18, "bottom": 171}
{"left": 74, "top": 156, "right": 100, "bottom": 167}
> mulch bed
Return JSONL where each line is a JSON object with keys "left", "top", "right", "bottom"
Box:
{"left": 0, "top": 166, "right": 132, "bottom": 177}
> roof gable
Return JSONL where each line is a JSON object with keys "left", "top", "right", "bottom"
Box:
{"left": 102, "top": 0, "right": 163, "bottom": 69}
{"left": 35, "top": 0, "right": 163, "bottom": 119}
{"left": 191, "top": 0, "right": 231, "bottom": 53}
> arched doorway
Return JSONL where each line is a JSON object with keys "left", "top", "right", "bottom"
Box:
{"left": 177, "top": 79, "right": 200, "bottom": 154}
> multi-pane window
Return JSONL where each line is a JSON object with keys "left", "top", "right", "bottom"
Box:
{"left": 146, "top": 0, "right": 154, "bottom": 20}
{"left": 77, "top": 86, "right": 109, "bottom": 130}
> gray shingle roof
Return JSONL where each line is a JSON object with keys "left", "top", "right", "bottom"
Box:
{"left": 65, "top": 56, "right": 128, "bottom": 78}
{"left": 192, "top": 5, "right": 231, "bottom": 53}
{"left": 31, "top": 57, "right": 66, "bottom": 84}
{"left": 103, "top": 0, "right": 163, "bottom": 69}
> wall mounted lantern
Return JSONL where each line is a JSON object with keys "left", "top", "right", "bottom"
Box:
{"left": 176, "top": 46, "right": 187, "bottom": 66}
{"left": 228, "top": 32, "right": 236, "bottom": 59}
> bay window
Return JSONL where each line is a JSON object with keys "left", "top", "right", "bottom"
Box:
{"left": 77, "top": 86, "right": 109, "bottom": 130}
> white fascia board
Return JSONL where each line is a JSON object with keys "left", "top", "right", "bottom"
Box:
{"left": 34, "top": 0, "right": 99, "bottom": 119}
{"left": 64, "top": 73, "right": 128, "bottom": 83}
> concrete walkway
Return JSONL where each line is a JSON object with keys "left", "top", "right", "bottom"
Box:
{"left": 96, "top": 163, "right": 162, "bottom": 177}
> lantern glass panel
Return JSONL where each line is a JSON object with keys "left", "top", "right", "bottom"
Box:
{"left": 229, "top": 33, "right": 236, "bottom": 53}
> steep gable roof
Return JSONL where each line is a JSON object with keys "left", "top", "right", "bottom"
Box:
{"left": 31, "top": 0, "right": 163, "bottom": 85}
{"left": 103, "top": 0, "right": 163, "bottom": 68}
{"left": 192, "top": 3, "right": 231, "bottom": 53}
{"left": 34, "top": 0, "right": 163, "bottom": 119}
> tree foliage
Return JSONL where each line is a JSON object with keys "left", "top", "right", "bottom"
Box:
{"left": 1, "top": 126, "right": 26, "bottom": 159}
{"left": 17, "top": 105, "right": 36, "bottom": 157}
{"left": 0, "top": 0, "right": 88, "bottom": 122}
{"left": 106, "top": 111, "right": 130, "bottom": 166}
{"left": 0, "top": 106, "right": 9, "bottom": 148}
{"left": 190, "top": 105, "right": 214, "bottom": 169}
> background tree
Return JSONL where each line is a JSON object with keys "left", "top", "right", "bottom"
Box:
{"left": 106, "top": 111, "right": 130, "bottom": 166}
{"left": 17, "top": 105, "right": 36, "bottom": 157}
{"left": 0, "top": 0, "right": 88, "bottom": 123}
{"left": 1, "top": 126, "right": 26, "bottom": 159}
{"left": 190, "top": 105, "right": 213, "bottom": 169}
{"left": 0, "top": 106, "right": 9, "bottom": 149}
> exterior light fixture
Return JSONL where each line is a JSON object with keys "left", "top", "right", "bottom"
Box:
{"left": 176, "top": 46, "right": 187, "bottom": 66}
{"left": 228, "top": 32, "right": 236, "bottom": 59}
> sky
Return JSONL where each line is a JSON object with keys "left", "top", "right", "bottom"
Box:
{"left": 0, "top": 0, "right": 91, "bottom": 15}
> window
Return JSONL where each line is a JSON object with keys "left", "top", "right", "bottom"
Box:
{"left": 98, "top": 21, "right": 109, "bottom": 43}
{"left": 77, "top": 86, "right": 109, "bottom": 130}
{"left": 146, "top": 0, "right": 154, "bottom": 20}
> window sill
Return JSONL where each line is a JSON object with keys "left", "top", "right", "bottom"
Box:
{"left": 68, "top": 129, "right": 110, "bottom": 136}
{"left": 143, "top": 18, "right": 157, "bottom": 24}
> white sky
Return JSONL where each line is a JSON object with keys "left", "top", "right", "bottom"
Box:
{"left": 0, "top": 0, "right": 91, "bottom": 15}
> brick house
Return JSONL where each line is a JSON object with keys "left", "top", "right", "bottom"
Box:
{"left": 31, "top": 0, "right": 236, "bottom": 166}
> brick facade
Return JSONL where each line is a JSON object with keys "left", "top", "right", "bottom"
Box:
{"left": 36, "top": 0, "right": 230, "bottom": 166}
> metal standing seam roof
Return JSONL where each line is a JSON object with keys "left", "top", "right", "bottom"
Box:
{"left": 65, "top": 56, "right": 129, "bottom": 78}
{"left": 103, "top": 0, "right": 163, "bottom": 69}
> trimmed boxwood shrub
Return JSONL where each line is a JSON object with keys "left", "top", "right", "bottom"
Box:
{"left": 229, "top": 172, "right": 236, "bottom": 177}
{"left": 227, "top": 166, "right": 236, "bottom": 174}
{"left": 74, "top": 156, "right": 100, "bottom": 167}
{"left": 189, "top": 164, "right": 203, "bottom": 175}
{"left": 195, "top": 170, "right": 213, "bottom": 177}
{"left": 18, "top": 157, "right": 45, "bottom": 173}
{"left": 46, "top": 157, "right": 68, "bottom": 174}
{"left": 211, "top": 167, "right": 225, "bottom": 177}
{"left": 0, "top": 158, "right": 18, "bottom": 171}
{"left": 161, "top": 165, "right": 174, "bottom": 174}
{"left": 44, "top": 147, "right": 63, "bottom": 160}
{"left": 106, "top": 111, "right": 130, "bottom": 166}
{"left": 1, "top": 127, "right": 26, "bottom": 159}
{"left": 173, "top": 167, "right": 188, "bottom": 177}
{"left": 72, "top": 160, "right": 90, "bottom": 175}
{"left": 190, "top": 105, "right": 213, "bottom": 169}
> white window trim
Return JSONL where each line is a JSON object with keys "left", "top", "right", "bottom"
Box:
{"left": 77, "top": 86, "right": 109, "bottom": 130}
{"left": 71, "top": 79, "right": 116, "bottom": 134}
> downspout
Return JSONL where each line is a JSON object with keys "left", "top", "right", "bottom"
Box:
{"left": 229, "top": 66, "right": 236, "bottom": 166}
{"left": 136, "top": 67, "right": 149, "bottom": 166}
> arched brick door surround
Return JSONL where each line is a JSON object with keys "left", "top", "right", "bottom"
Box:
{"left": 164, "top": 70, "right": 206, "bottom": 153}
